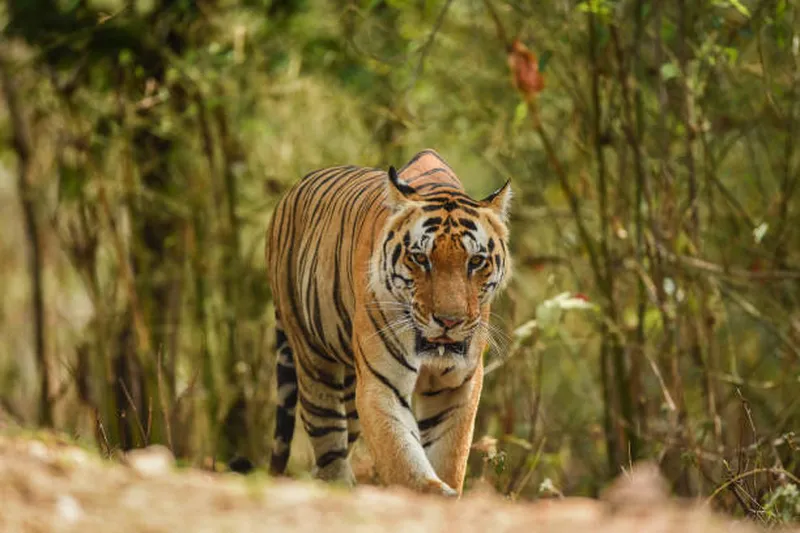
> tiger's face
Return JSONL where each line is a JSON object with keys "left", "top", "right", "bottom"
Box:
{"left": 371, "top": 167, "right": 512, "bottom": 358}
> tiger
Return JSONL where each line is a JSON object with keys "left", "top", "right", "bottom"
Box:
{"left": 265, "top": 149, "right": 512, "bottom": 497}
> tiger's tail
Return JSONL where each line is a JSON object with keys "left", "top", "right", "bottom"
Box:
{"left": 269, "top": 315, "right": 297, "bottom": 475}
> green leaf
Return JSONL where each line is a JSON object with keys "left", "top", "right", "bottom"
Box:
{"left": 119, "top": 49, "right": 134, "bottom": 67}
{"left": 723, "top": 46, "right": 739, "bottom": 64}
{"left": 644, "top": 308, "right": 662, "bottom": 333}
{"left": 728, "top": 0, "right": 751, "bottom": 17}
{"left": 577, "top": 0, "right": 612, "bottom": 17}
{"left": 513, "top": 101, "right": 528, "bottom": 128}
{"left": 660, "top": 62, "right": 680, "bottom": 81}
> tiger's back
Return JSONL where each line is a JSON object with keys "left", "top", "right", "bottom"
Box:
{"left": 266, "top": 165, "right": 385, "bottom": 475}
{"left": 267, "top": 166, "right": 385, "bottom": 365}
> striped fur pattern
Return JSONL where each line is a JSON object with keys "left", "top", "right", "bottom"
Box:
{"left": 266, "top": 150, "right": 512, "bottom": 496}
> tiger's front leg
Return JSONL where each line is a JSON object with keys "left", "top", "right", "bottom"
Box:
{"left": 353, "top": 333, "right": 457, "bottom": 497}
{"left": 415, "top": 363, "right": 483, "bottom": 493}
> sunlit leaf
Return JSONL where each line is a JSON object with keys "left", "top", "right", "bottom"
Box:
{"left": 723, "top": 46, "right": 739, "bottom": 64}
{"left": 660, "top": 62, "right": 680, "bottom": 81}
{"left": 513, "top": 101, "right": 528, "bottom": 128}
{"left": 753, "top": 222, "right": 769, "bottom": 244}
{"left": 728, "top": 0, "right": 751, "bottom": 17}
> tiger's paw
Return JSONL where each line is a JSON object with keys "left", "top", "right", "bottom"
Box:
{"left": 420, "top": 478, "right": 459, "bottom": 498}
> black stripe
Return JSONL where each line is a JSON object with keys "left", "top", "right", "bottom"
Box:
{"left": 414, "top": 182, "right": 460, "bottom": 192}
{"left": 391, "top": 244, "right": 402, "bottom": 266}
{"left": 302, "top": 416, "right": 348, "bottom": 438}
{"left": 420, "top": 194, "right": 480, "bottom": 207}
{"left": 459, "top": 218, "right": 477, "bottom": 231}
{"left": 423, "top": 434, "right": 445, "bottom": 448}
{"left": 418, "top": 405, "right": 461, "bottom": 431}
{"left": 419, "top": 369, "right": 475, "bottom": 397}
{"left": 389, "top": 166, "right": 416, "bottom": 195}
{"left": 276, "top": 361, "right": 297, "bottom": 387}
{"left": 332, "top": 233, "right": 352, "bottom": 352}
{"left": 275, "top": 328, "right": 289, "bottom": 347}
{"left": 366, "top": 307, "right": 417, "bottom": 372}
{"left": 274, "top": 402, "right": 296, "bottom": 436}
{"left": 336, "top": 328, "right": 355, "bottom": 368}
{"left": 420, "top": 388, "right": 449, "bottom": 397}
{"left": 408, "top": 167, "right": 458, "bottom": 183}
{"left": 316, "top": 449, "right": 349, "bottom": 469}
{"left": 360, "top": 344, "right": 412, "bottom": 411}
{"left": 300, "top": 394, "right": 346, "bottom": 420}
{"left": 398, "top": 151, "right": 456, "bottom": 175}
{"left": 293, "top": 352, "right": 345, "bottom": 392}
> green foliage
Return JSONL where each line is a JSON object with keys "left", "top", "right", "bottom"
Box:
{"left": 763, "top": 483, "right": 800, "bottom": 525}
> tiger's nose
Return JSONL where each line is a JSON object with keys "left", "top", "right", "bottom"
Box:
{"left": 432, "top": 314, "right": 464, "bottom": 329}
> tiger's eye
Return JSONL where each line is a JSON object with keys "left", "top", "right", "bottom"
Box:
{"left": 412, "top": 253, "right": 429, "bottom": 266}
{"left": 469, "top": 255, "right": 486, "bottom": 269}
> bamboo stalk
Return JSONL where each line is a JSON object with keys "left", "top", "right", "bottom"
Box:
{"left": 0, "top": 51, "right": 52, "bottom": 427}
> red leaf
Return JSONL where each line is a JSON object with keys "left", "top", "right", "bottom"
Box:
{"left": 507, "top": 39, "right": 545, "bottom": 100}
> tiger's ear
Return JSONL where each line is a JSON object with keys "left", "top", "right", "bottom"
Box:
{"left": 385, "top": 166, "right": 417, "bottom": 209}
{"left": 481, "top": 180, "right": 512, "bottom": 222}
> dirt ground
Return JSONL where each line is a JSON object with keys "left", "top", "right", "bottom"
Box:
{"left": 0, "top": 430, "right": 794, "bottom": 533}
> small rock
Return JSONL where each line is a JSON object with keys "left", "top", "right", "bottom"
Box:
{"left": 602, "top": 462, "right": 670, "bottom": 512}
{"left": 56, "top": 494, "right": 83, "bottom": 524}
{"left": 124, "top": 445, "right": 175, "bottom": 478}
{"left": 28, "top": 440, "right": 51, "bottom": 461}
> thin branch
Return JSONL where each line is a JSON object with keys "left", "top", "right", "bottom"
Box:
{"left": 157, "top": 349, "right": 174, "bottom": 453}
{"left": 718, "top": 284, "right": 800, "bottom": 361}
{"left": 655, "top": 242, "right": 800, "bottom": 282}
{"left": 706, "top": 468, "right": 800, "bottom": 505}
{"left": 118, "top": 378, "right": 149, "bottom": 446}
{"left": 678, "top": 0, "right": 700, "bottom": 243}
{"left": 405, "top": 0, "right": 455, "bottom": 93}
{"left": 96, "top": 178, "right": 152, "bottom": 354}
{"left": 482, "top": 0, "right": 508, "bottom": 49}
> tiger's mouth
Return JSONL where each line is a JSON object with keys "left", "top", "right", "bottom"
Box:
{"left": 415, "top": 331, "right": 469, "bottom": 357}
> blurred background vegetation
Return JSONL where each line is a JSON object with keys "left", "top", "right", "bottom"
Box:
{"left": 0, "top": 0, "right": 798, "bottom": 524}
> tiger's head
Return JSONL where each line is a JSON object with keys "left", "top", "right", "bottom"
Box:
{"left": 371, "top": 166, "right": 512, "bottom": 358}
